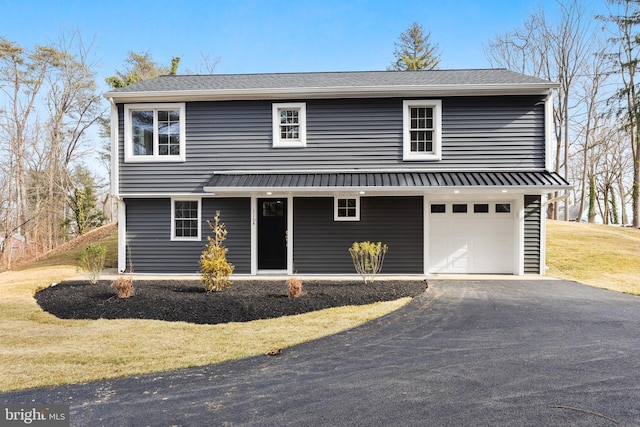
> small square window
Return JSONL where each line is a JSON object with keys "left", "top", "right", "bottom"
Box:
{"left": 474, "top": 204, "right": 489, "bottom": 213}
{"left": 430, "top": 204, "right": 446, "bottom": 213}
{"left": 172, "top": 199, "right": 200, "bottom": 241}
{"left": 452, "top": 204, "right": 468, "bottom": 213}
{"left": 496, "top": 203, "right": 511, "bottom": 213}
{"left": 334, "top": 196, "right": 360, "bottom": 221}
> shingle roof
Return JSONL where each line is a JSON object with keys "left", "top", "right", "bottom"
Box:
{"left": 109, "top": 69, "right": 551, "bottom": 93}
{"left": 204, "top": 171, "right": 570, "bottom": 193}
{"left": 105, "top": 69, "right": 557, "bottom": 101}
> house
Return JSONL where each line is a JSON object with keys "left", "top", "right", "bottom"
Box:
{"left": 104, "top": 69, "right": 570, "bottom": 276}
{"left": 0, "top": 233, "right": 28, "bottom": 269}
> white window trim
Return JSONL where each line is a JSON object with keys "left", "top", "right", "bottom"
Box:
{"left": 334, "top": 196, "right": 360, "bottom": 221}
{"left": 402, "top": 99, "right": 442, "bottom": 161}
{"left": 272, "top": 102, "right": 307, "bottom": 148}
{"left": 124, "top": 103, "right": 186, "bottom": 162}
{"left": 171, "top": 197, "right": 201, "bottom": 241}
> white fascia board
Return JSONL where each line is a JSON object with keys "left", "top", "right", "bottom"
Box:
{"left": 212, "top": 167, "right": 551, "bottom": 174}
{"left": 104, "top": 84, "right": 557, "bottom": 103}
{"left": 108, "top": 98, "right": 120, "bottom": 199}
{"left": 118, "top": 193, "right": 205, "bottom": 198}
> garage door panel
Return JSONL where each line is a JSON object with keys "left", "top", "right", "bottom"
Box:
{"left": 428, "top": 202, "right": 515, "bottom": 274}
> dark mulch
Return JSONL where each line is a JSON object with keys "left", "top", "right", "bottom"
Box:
{"left": 35, "top": 280, "right": 427, "bottom": 325}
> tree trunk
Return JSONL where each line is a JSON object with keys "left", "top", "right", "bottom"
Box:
{"left": 588, "top": 173, "right": 597, "bottom": 223}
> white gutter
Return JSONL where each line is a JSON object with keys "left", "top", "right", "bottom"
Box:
{"left": 104, "top": 84, "right": 558, "bottom": 103}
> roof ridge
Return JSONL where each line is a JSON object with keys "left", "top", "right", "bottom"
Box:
{"left": 155, "top": 68, "right": 511, "bottom": 78}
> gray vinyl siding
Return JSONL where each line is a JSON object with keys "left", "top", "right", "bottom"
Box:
{"left": 118, "top": 96, "right": 546, "bottom": 194}
{"left": 523, "top": 195, "right": 542, "bottom": 274}
{"left": 125, "top": 197, "right": 251, "bottom": 273}
{"left": 293, "top": 196, "right": 423, "bottom": 274}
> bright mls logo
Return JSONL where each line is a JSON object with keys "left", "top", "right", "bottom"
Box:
{"left": 1, "top": 405, "right": 69, "bottom": 426}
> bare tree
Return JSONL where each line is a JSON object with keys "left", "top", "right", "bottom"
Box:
{"left": 0, "top": 32, "right": 104, "bottom": 267}
{"left": 485, "top": 0, "right": 597, "bottom": 221}
{"left": 601, "top": 0, "right": 640, "bottom": 227}
{"left": 43, "top": 32, "right": 104, "bottom": 243}
{"left": 574, "top": 47, "right": 610, "bottom": 222}
{"left": 193, "top": 51, "right": 221, "bottom": 74}
{"left": 0, "top": 39, "right": 57, "bottom": 257}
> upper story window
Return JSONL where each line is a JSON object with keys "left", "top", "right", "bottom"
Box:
{"left": 403, "top": 100, "right": 442, "bottom": 161}
{"left": 124, "top": 103, "right": 186, "bottom": 162}
{"left": 272, "top": 102, "right": 306, "bottom": 148}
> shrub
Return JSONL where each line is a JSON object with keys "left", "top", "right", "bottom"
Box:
{"left": 112, "top": 276, "right": 134, "bottom": 298}
{"left": 349, "top": 241, "right": 388, "bottom": 284}
{"left": 200, "top": 211, "right": 234, "bottom": 292}
{"left": 77, "top": 243, "right": 107, "bottom": 284}
{"left": 287, "top": 275, "right": 302, "bottom": 298}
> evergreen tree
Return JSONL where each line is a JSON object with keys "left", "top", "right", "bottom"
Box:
{"left": 389, "top": 22, "right": 440, "bottom": 71}
{"left": 105, "top": 51, "right": 181, "bottom": 89}
{"left": 63, "top": 166, "right": 106, "bottom": 235}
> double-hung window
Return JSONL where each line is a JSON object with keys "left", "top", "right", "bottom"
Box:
{"left": 403, "top": 100, "right": 442, "bottom": 161}
{"left": 124, "top": 103, "right": 186, "bottom": 162}
{"left": 334, "top": 196, "right": 360, "bottom": 221}
{"left": 272, "top": 102, "right": 306, "bottom": 148}
{"left": 171, "top": 199, "right": 201, "bottom": 241}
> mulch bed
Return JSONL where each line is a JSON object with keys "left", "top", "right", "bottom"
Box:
{"left": 35, "top": 280, "right": 427, "bottom": 325}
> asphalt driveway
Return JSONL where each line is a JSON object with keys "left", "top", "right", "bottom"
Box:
{"left": 3, "top": 279, "right": 640, "bottom": 426}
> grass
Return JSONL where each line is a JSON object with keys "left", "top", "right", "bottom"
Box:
{"left": 0, "top": 226, "right": 411, "bottom": 392}
{"left": 2, "top": 220, "right": 638, "bottom": 392}
{"left": 546, "top": 220, "right": 640, "bottom": 295}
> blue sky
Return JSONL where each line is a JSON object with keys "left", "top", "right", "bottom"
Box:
{"left": 1, "top": 0, "right": 606, "bottom": 88}
{"left": 0, "top": 0, "right": 607, "bottom": 179}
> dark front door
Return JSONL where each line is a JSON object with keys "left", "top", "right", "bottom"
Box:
{"left": 258, "top": 198, "right": 287, "bottom": 270}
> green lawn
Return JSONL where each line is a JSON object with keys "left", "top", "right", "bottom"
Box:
{"left": 1, "top": 220, "right": 638, "bottom": 392}
{"left": 0, "top": 225, "right": 410, "bottom": 392}
{"left": 546, "top": 220, "right": 640, "bottom": 295}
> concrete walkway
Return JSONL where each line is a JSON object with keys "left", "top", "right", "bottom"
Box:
{"left": 3, "top": 280, "right": 640, "bottom": 426}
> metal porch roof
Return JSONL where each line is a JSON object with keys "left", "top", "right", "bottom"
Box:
{"left": 203, "top": 171, "right": 571, "bottom": 193}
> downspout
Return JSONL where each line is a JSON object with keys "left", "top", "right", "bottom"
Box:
{"left": 540, "top": 90, "right": 563, "bottom": 275}
{"left": 107, "top": 97, "right": 126, "bottom": 273}
{"left": 544, "top": 91, "right": 554, "bottom": 172}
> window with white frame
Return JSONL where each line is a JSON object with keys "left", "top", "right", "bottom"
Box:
{"left": 125, "top": 103, "right": 186, "bottom": 162}
{"left": 272, "top": 102, "right": 306, "bottom": 147}
{"left": 334, "top": 196, "right": 360, "bottom": 221}
{"left": 171, "top": 199, "right": 200, "bottom": 240}
{"left": 403, "top": 99, "right": 442, "bottom": 161}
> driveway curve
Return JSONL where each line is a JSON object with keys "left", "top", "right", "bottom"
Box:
{"left": 2, "top": 280, "right": 640, "bottom": 426}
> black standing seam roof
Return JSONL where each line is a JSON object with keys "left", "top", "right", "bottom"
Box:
{"left": 204, "top": 171, "right": 571, "bottom": 191}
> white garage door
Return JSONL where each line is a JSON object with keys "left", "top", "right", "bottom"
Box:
{"left": 428, "top": 202, "right": 515, "bottom": 274}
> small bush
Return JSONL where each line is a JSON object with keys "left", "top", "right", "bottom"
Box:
{"left": 200, "top": 211, "right": 234, "bottom": 292}
{"left": 287, "top": 276, "right": 302, "bottom": 298}
{"left": 112, "top": 276, "right": 134, "bottom": 298}
{"left": 77, "top": 243, "right": 107, "bottom": 284}
{"left": 349, "top": 241, "right": 388, "bottom": 284}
